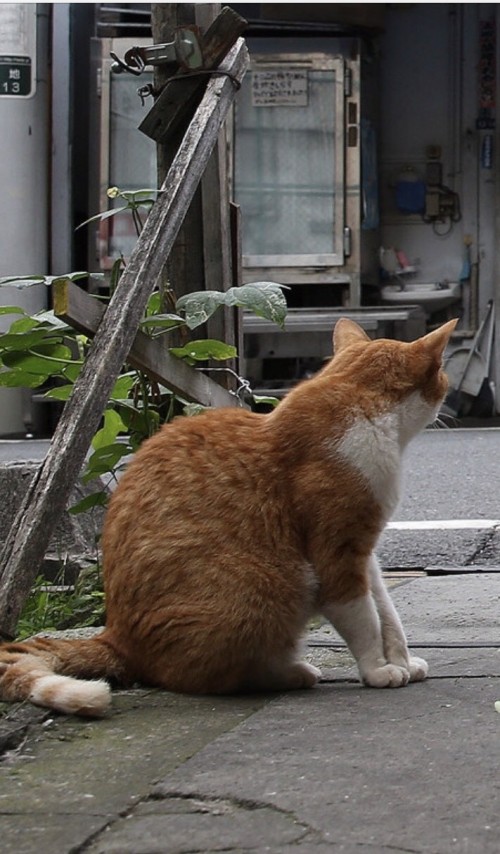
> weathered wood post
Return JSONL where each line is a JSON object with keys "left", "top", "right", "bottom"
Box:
{"left": 149, "top": 4, "right": 242, "bottom": 374}
{"left": 0, "top": 34, "right": 249, "bottom": 639}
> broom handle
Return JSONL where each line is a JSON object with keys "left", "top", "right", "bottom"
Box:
{"left": 453, "top": 300, "right": 492, "bottom": 393}
{"left": 483, "top": 301, "right": 495, "bottom": 374}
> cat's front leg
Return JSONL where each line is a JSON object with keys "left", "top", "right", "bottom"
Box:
{"left": 322, "top": 595, "right": 410, "bottom": 688}
{"left": 368, "top": 554, "right": 428, "bottom": 683}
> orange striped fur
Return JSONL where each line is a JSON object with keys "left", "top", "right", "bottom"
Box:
{"left": 0, "top": 319, "right": 456, "bottom": 715}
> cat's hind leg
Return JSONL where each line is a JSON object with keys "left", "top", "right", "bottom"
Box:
{"left": 369, "top": 554, "right": 428, "bottom": 683}
{"left": 245, "top": 657, "right": 322, "bottom": 692}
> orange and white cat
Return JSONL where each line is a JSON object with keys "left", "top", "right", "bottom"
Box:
{"left": 0, "top": 318, "right": 456, "bottom": 716}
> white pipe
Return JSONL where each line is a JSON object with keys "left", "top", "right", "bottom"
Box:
{"left": 0, "top": 4, "right": 50, "bottom": 435}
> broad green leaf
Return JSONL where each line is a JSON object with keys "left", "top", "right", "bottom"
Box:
{"left": 110, "top": 374, "right": 135, "bottom": 400}
{"left": 115, "top": 405, "right": 140, "bottom": 434}
{"left": 183, "top": 403, "right": 207, "bottom": 417}
{"left": 76, "top": 206, "right": 129, "bottom": 230}
{"left": 169, "top": 339, "right": 237, "bottom": 363}
{"left": 47, "top": 272, "right": 90, "bottom": 286}
{"left": 44, "top": 383, "right": 74, "bottom": 401}
{"left": 82, "top": 442, "right": 132, "bottom": 482}
{"left": 122, "top": 188, "right": 159, "bottom": 198}
{"left": 129, "top": 198, "right": 155, "bottom": 209}
{"left": 0, "top": 329, "right": 62, "bottom": 351}
{"left": 0, "top": 276, "right": 46, "bottom": 288}
{"left": 175, "top": 282, "right": 288, "bottom": 330}
{"left": 0, "top": 369, "right": 48, "bottom": 388}
{"left": 0, "top": 306, "right": 26, "bottom": 316}
{"left": 252, "top": 394, "right": 281, "bottom": 408}
{"left": 140, "top": 313, "right": 184, "bottom": 331}
{"left": 63, "top": 362, "right": 82, "bottom": 382}
{"left": 7, "top": 316, "right": 42, "bottom": 334}
{"left": 117, "top": 406, "right": 159, "bottom": 438}
{"left": 92, "top": 409, "right": 128, "bottom": 450}
{"left": 225, "top": 282, "right": 288, "bottom": 328}
{"left": 0, "top": 272, "right": 90, "bottom": 288}
{"left": 2, "top": 342, "right": 74, "bottom": 374}
{"left": 145, "top": 290, "right": 162, "bottom": 316}
{"left": 69, "top": 491, "right": 109, "bottom": 515}
{"left": 33, "top": 310, "right": 73, "bottom": 331}
{"left": 175, "top": 291, "right": 227, "bottom": 329}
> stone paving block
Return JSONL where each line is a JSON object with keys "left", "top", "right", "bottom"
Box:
{"left": 0, "top": 461, "right": 104, "bottom": 561}
{"left": 0, "top": 814, "right": 109, "bottom": 854}
{"left": 309, "top": 647, "right": 500, "bottom": 681}
{"left": 85, "top": 797, "right": 311, "bottom": 853}
{"left": 391, "top": 572, "right": 500, "bottom": 644}
{"left": 0, "top": 691, "right": 267, "bottom": 853}
{"left": 151, "top": 680, "right": 500, "bottom": 854}
{"left": 2, "top": 572, "right": 500, "bottom": 853}
{"left": 309, "top": 573, "right": 500, "bottom": 645}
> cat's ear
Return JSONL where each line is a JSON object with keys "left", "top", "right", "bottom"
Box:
{"left": 333, "top": 318, "right": 371, "bottom": 353}
{"left": 419, "top": 318, "right": 458, "bottom": 360}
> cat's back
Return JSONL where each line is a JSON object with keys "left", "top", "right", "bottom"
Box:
{"left": 102, "top": 405, "right": 300, "bottom": 626}
{"left": 119, "top": 406, "right": 269, "bottom": 483}
{"left": 103, "top": 407, "right": 276, "bottom": 538}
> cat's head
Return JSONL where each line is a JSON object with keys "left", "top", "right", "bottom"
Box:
{"left": 331, "top": 317, "right": 458, "bottom": 439}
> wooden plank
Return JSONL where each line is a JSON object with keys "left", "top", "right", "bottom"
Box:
{"left": 140, "top": 6, "right": 247, "bottom": 142}
{"left": 53, "top": 280, "right": 242, "bottom": 409}
{"left": 152, "top": 6, "right": 237, "bottom": 381}
{"left": 230, "top": 203, "right": 244, "bottom": 370}
{"left": 0, "top": 37, "right": 250, "bottom": 639}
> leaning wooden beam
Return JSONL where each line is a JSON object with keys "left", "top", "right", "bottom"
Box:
{"left": 53, "top": 279, "right": 241, "bottom": 409}
{"left": 0, "top": 37, "right": 249, "bottom": 639}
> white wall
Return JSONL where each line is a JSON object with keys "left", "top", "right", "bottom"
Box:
{"left": 379, "top": 3, "right": 496, "bottom": 325}
{"left": 0, "top": 4, "right": 49, "bottom": 435}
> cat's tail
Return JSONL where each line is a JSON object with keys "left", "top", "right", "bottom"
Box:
{"left": 0, "top": 631, "right": 125, "bottom": 717}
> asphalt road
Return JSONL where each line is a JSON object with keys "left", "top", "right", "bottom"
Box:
{"left": 1, "top": 428, "right": 500, "bottom": 571}
{"left": 380, "top": 426, "right": 500, "bottom": 569}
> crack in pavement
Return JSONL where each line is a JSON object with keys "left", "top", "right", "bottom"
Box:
{"left": 78, "top": 790, "right": 325, "bottom": 852}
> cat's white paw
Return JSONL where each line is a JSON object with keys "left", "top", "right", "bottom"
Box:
{"left": 408, "top": 656, "right": 428, "bottom": 682}
{"left": 362, "top": 663, "right": 410, "bottom": 688}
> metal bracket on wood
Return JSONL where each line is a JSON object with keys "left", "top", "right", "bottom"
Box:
{"left": 138, "top": 6, "right": 247, "bottom": 142}
{"left": 111, "top": 26, "right": 204, "bottom": 76}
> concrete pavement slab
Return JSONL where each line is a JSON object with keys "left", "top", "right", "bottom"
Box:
{"left": 85, "top": 796, "right": 313, "bottom": 853}
{"left": 391, "top": 573, "right": 500, "bottom": 644}
{"left": 309, "top": 645, "right": 500, "bottom": 680}
{"left": 143, "top": 680, "right": 500, "bottom": 854}
{"left": 311, "top": 573, "right": 500, "bottom": 645}
{"left": 1, "top": 572, "right": 500, "bottom": 853}
{"left": 0, "top": 691, "right": 267, "bottom": 854}
{"left": 0, "top": 439, "right": 50, "bottom": 463}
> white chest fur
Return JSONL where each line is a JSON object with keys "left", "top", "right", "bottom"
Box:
{"left": 334, "top": 412, "right": 402, "bottom": 518}
{"left": 331, "top": 392, "right": 435, "bottom": 518}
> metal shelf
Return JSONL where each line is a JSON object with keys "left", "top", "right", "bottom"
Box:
{"left": 243, "top": 306, "right": 426, "bottom": 335}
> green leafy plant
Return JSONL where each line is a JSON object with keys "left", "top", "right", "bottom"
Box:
{"left": 1, "top": 187, "right": 287, "bottom": 634}
{"left": 77, "top": 186, "right": 159, "bottom": 237}
{"left": 15, "top": 562, "right": 105, "bottom": 640}
{"left": 0, "top": 278, "right": 286, "bottom": 512}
